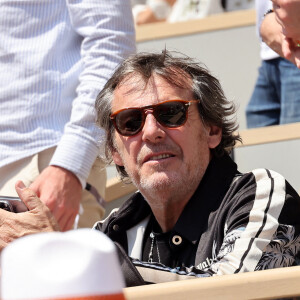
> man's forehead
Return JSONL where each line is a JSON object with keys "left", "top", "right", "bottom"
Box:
{"left": 112, "top": 72, "right": 193, "bottom": 109}
{"left": 115, "top": 73, "right": 152, "bottom": 97}
{"left": 112, "top": 77, "right": 153, "bottom": 111}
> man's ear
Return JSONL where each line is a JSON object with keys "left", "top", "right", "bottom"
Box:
{"left": 207, "top": 125, "right": 222, "bottom": 149}
{"left": 112, "top": 150, "right": 124, "bottom": 166}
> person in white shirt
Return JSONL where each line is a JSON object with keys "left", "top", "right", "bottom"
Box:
{"left": 168, "top": 0, "right": 223, "bottom": 22}
{"left": 245, "top": 0, "right": 300, "bottom": 128}
{"left": 131, "top": 0, "right": 176, "bottom": 25}
{"left": 0, "top": 0, "right": 136, "bottom": 230}
{"left": 261, "top": 0, "right": 300, "bottom": 68}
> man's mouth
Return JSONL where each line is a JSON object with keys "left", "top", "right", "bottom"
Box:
{"left": 146, "top": 153, "right": 174, "bottom": 162}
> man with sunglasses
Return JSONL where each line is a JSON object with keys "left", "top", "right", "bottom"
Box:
{"left": 0, "top": 51, "right": 299, "bottom": 286}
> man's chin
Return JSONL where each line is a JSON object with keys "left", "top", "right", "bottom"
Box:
{"left": 137, "top": 172, "right": 178, "bottom": 192}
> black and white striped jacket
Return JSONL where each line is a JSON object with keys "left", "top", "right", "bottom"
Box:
{"left": 95, "top": 155, "right": 300, "bottom": 285}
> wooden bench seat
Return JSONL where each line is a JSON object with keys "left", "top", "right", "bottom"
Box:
{"left": 124, "top": 265, "right": 300, "bottom": 300}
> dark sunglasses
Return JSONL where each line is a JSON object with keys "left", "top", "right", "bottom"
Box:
{"left": 110, "top": 100, "right": 199, "bottom": 136}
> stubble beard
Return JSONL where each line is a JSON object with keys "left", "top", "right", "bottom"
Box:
{"left": 118, "top": 142, "right": 205, "bottom": 206}
{"left": 134, "top": 144, "right": 183, "bottom": 196}
{"left": 131, "top": 160, "right": 204, "bottom": 208}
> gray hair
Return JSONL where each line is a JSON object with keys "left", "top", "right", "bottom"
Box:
{"left": 95, "top": 50, "right": 241, "bottom": 178}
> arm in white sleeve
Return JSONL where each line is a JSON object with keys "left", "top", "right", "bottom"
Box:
{"left": 50, "top": 0, "right": 136, "bottom": 187}
{"left": 256, "top": 0, "right": 273, "bottom": 37}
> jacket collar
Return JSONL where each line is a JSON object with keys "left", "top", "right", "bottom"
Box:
{"left": 173, "top": 154, "right": 238, "bottom": 243}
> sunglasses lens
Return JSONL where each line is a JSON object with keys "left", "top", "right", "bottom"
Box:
{"left": 115, "top": 108, "right": 143, "bottom": 136}
{"left": 112, "top": 101, "right": 191, "bottom": 136}
{"left": 156, "top": 101, "right": 187, "bottom": 127}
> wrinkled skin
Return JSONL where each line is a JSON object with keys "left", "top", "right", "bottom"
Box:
{"left": 0, "top": 181, "right": 60, "bottom": 251}
{"left": 29, "top": 165, "right": 81, "bottom": 231}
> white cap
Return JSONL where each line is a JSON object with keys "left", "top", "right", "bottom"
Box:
{"left": 0, "top": 229, "right": 125, "bottom": 300}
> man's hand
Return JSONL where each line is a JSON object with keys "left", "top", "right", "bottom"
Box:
{"left": 0, "top": 181, "right": 60, "bottom": 250}
{"left": 282, "top": 37, "right": 300, "bottom": 68}
{"left": 272, "top": 0, "right": 300, "bottom": 40}
{"left": 29, "top": 166, "right": 82, "bottom": 231}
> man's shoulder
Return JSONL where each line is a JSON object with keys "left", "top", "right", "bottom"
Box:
{"left": 232, "top": 168, "right": 288, "bottom": 190}
{"left": 227, "top": 167, "right": 299, "bottom": 212}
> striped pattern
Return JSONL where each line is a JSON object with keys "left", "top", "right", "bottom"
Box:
{"left": 0, "top": 0, "right": 136, "bottom": 186}
{"left": 215, "top": 168, "right": 286, "bottom": 275}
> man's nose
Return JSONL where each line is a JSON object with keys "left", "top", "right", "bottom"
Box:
{"left": 141, "top": 112, "right": 165, "bottom": 143}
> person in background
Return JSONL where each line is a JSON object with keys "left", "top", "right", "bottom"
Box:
{"left": 0, "top": 0, "right": 136, "bottom": 230}
{"left": 261, "top": 0, "right": 300, "bottom": 68}
{"left": 131, "top": 0, "right": 253, "bottom": 26}
{"left": 131, "top": 0, "right": 176, "bottom": 25}
{"left": 168, "top": 0, "right": 223, "bottom": 22}
{"left": 167, "top": 0, "right": 254, "bottom": 23}
{"left": 0, "top": 51, "right": 299, "bottom": 287}
{"left": 246, "top": 0, "right": 300, "bottom": 128}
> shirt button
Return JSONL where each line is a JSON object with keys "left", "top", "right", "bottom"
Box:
{"left": 112, "top": 224, "right": 119, "bottom": 232}
{"left": 172, "top": 235, "right": 182, "bottom": 245}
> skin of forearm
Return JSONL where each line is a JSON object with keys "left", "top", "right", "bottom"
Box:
{"left": 260, "top": 12, "right": 284, "bottom": 57}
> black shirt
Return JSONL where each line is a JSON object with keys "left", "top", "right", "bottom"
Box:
{"left": 142, "top": 215, "right": 197, "bottom": 268}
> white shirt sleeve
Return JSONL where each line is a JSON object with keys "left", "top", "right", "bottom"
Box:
{"left": 50, "top": 0, "right": 136, "bottom": 187}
